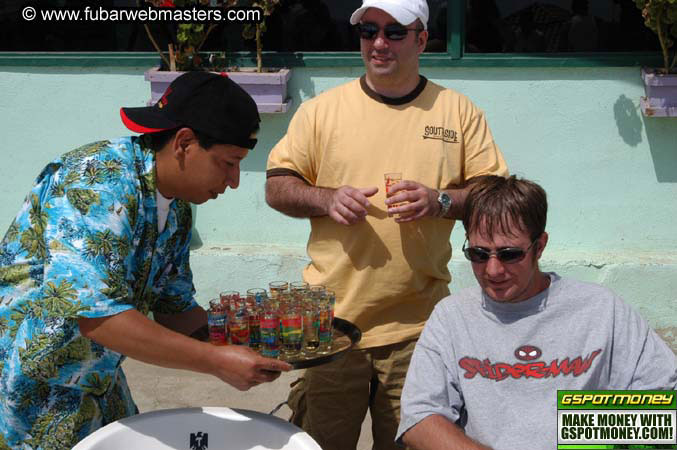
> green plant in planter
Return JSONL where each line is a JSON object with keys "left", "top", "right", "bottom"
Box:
{"left": 143, "top": 0, "right": 280, "bottom": 72}
{"left": 143, "top": 0, "right": 238, "bottom": 71}
{"left": 635, "top": 0, "right": 677, "bottom": 74}
{"left": 242, "top": 0, "right": 281, "bottom": 72}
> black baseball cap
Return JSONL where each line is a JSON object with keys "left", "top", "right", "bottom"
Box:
{"left": 120, "top": 71, "right": 260, "bottom": 149}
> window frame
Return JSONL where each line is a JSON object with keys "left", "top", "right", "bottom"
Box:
{"left": 0, "top": 0, "right": 664, "bottom": 68}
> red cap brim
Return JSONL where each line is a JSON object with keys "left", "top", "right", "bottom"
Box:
{"left": 120, "top": 107, "right": 179, "bottom": 134}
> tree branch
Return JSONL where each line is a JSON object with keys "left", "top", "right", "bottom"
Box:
{"left": 144, "top": 24, "right": 171, "bottom": 69}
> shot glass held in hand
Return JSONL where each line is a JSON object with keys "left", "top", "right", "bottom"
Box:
{"left": 384, "top": 172, "right": 401, "bottom": 194}
{"left": 384, "top": 172, "right": 404, "bottom": 210}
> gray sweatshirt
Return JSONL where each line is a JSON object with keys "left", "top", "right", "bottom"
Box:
{"left": 397, "top": 273, "right": 677, "bottom": 449}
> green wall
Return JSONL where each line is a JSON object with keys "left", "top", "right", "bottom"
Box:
{"left": 1, "top": 65, "right": 676, "bottom": 350}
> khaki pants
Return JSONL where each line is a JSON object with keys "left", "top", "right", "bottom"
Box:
{"left": 287, "top": 339, "right": 416, "bottom": 450}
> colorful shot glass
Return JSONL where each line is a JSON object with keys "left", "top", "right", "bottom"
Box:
{"left": 246, "top": 289, "right": 266, "bottom": 352}
{"left": 280, "top": 294, "right": 302, "bottom": 357}
{"left": 318, "top": 290, "right": 336, "bottom": 354}
{"left": 268, "top": 281, "right": 289, "bottom": 300}
{"left": 229, "top": 298, "right": 250, "bottom": 346}
{"left": 309, "top": 284, "right": 326, "bottom": 298}
{"left": 260, "top": 298, "right": 280, "bottom": 358}
{"left": 290, "top": 281, "right": 309, "bottom": 293}
{"left": 220, "top": 290, "right": 240, "bottom": 343}
{"left": 384, "top": 172, "right": 404, "bottom": 210}
{"left": 207, "top": 298, "right": 228, "bottom": 346}
{"left": 302, "top": 296, "right": 320, "bottom": 355}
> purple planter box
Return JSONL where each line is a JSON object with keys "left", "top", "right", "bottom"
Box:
{"left": 640, "top": 67, "right": 677, "bottom": 117}
{"left": 144, "top": 67, "right": 292, "bottom": 114}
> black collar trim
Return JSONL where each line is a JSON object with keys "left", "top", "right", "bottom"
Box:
{"left": 359, "top": 75, "right": 427, "bottom": 105}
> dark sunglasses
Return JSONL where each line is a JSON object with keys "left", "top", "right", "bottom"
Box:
{"left": 462, "top": 239, "right": 538, "bottom": 264}
{"left": 357, "top": 22, "right": 423, "bottom": 41}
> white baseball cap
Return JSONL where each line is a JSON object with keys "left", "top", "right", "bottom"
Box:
{"left": 350, "top": 0, "right": 429, "bottom": 30}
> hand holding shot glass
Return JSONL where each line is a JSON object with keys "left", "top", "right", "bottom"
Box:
{"left": 384, "top": 173, "right": 441, "bottom": 222}
{"left": 384, "top": 172, "right": 406, "bottom": 217}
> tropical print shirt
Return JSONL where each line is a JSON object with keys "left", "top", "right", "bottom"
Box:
{"left": 0, "top": 136, "right": 197, "bottom": 449}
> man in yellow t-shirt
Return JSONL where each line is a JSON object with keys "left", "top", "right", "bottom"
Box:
{"left": 265, "top": 0, "right": 508, "bottom": 448}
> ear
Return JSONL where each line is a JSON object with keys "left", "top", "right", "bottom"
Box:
{"left": 534, "top": 232, "right": 548, "bottom": 259}
{"left": 417, "top": 30, "right": 429, "bottom": 54}
{"left": 172, "top": 127, "right": 197, "bottom": 160}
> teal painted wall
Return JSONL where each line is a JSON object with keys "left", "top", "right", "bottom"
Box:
{"left": 1, "top": 66, "right": 676, "bottom": 349}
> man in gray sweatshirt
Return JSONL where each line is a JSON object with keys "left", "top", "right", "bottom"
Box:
{"left": 396, "top": 175, "right": 677, "bottom": 450}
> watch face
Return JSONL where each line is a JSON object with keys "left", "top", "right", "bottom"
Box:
{"left": 438, "top": 191, "right": 451, "bottom": 216}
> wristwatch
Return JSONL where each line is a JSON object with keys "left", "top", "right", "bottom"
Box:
{"left": 436, "top": 190, "right": 452, "bottom": 218}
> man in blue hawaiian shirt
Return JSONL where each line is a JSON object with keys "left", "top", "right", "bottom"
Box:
{"left": 0, "top": 72, "right": 291, "bottom": 449}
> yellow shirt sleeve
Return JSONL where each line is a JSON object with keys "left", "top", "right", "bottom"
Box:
{"left": 460, "top": 100, "right": 509, "bottom": 181}
{"left": 266, "top": 103, "right": 318, "bottom": 185}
